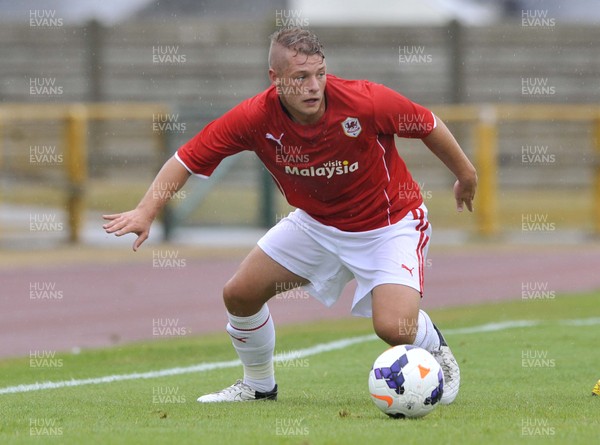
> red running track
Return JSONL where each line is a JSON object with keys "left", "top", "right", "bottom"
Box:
{"left": 1, "top": 245, "right": 599, "bottom": 358}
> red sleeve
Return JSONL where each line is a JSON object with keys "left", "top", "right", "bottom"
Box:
{"left": 369, "top": 82, "right": 436, "bottom": 138}
{"left": 176, "top": 103, "right": 251, "bottom": 177}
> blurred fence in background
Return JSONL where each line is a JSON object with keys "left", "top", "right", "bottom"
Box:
{"left": 0, "top": 103, "right": 168, "bottom": 242}
{"left": 3, "top": 21, "right": 600, "bottom": 105}
{"left": 1, "top": 20, "right": 599, "bottom": 245}
{"left": 1, "top": 102, "right": 599, "bottom": 243}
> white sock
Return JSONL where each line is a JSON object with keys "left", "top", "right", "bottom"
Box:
{"left": 226, "top": 304, "right": 276, "bottom": 392}
{"left": 413, "top": 310, "right": 441, "bottom": 352}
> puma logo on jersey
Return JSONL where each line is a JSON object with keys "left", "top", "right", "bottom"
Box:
{"left": 265, "top": 132, "right": 285, "bottom": 147}
{"left": 401, "top": 264, "right": 415, "bottom": 277}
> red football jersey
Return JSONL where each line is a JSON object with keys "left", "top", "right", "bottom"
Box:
{"left": 176, "top": 75, "right": 436, "bottom": 231}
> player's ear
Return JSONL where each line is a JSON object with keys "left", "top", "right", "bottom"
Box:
{"left": 268, "top": 68, "right": 279, "bottom": 86}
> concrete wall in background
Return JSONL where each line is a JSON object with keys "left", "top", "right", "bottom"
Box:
{"left": 0, "top": 20, "right": 598, "bottom": 189}
{"left": 2, "top": 20, "right": 598, "bottom": 106}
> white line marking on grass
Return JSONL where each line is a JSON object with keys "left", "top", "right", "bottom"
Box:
{"left": 1, "top": 317, "right": 598, "bottom": 395}
{"left": 560, "top": 317, "right": 600, "bottom": 326}
{"left": 0, "top": 359, "right": 242, "bottom": 396}
{"left": 0, "top": 335, "right": 375, "bottom": 395}
{"left": 443, "top": 320, "right": 541, "bottom": 335}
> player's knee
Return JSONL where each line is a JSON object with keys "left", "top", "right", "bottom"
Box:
{"left": 222, "top": 278, "right": 267, "bottom": 315}
{"left": 374, "top": 322, "right": 416, "bottom": 346}
{"left": 222, "top": 279, "right": 246, "bottom": 310}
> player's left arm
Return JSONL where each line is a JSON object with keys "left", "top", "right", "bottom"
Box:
{"left": 422, "top": 116, "right": 477, "bottom": 212}
{"left": 368, "top": 82, "right": 477, "bottom": 211}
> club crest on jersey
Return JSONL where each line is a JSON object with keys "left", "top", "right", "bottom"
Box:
{"left": 341, "top": 117, "right": 361, "bottom": 138}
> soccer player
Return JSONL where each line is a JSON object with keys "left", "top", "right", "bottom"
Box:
{"left": 103, "top": 27, "right": 477, "bottom": 405}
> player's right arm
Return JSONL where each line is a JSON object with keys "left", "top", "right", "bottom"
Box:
{"left": 102, "top": 156, "right": 190, "bottom": 251}
{"left": 104, "top": 98, "right": 255, "bottom": 251}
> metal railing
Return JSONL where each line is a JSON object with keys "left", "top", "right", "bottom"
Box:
{"left": 0, "top": 103, "right": 169, "bottom": 242}
{"left": 432, "top": 103, "right": 600, "bottom": 236}
{"left": 1, "top": 103, "right": 599, "bottom": 242}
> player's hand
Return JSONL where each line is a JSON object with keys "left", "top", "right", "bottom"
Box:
{"left": 102, "top": 209, "right": 154, "bottom": 251}
{"left": 453, "top": 178, "right": 476, "bottom": 213}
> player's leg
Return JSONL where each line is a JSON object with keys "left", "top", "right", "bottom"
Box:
{"left": 224, "top": 245, "right": 309, "bottom": 392}
{"left": 370, "top": 283, "right": 460, "bottom": 405}
{"left": 197, "top": 245, "right": 308, "bottom": 403}
{"left": 371, "top": 283, "right": 446, "bottom": 352}
{"left": 371, "top": 284, "right": 443, "bottom": 352}
{"left": 223, "top": 244, "right": 307, "bottom": 317}
{"left": 198, "top": 209, "right": 356, "bottom": 403}
{"left": 347, "top": 205, "right": 459, "bottom": 404}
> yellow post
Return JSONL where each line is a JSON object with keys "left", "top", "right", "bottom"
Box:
{"left": 474, "top": 105, "right": 498, "bottom": 237}
{"left": 594, "top": 118, "right": 600, "bottom": 236}
{"left": 64, "top": 105, "right": 88, "bottom": 243}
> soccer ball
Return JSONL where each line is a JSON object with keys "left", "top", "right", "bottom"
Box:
{"left": 368, "top": 345, "right": 444, "bottom": 418}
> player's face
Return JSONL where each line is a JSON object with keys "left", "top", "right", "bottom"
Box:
{"left": 269, "top": 52, "right": 327, "bottom": 125}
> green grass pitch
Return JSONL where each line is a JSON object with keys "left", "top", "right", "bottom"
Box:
{"left": 1, "top": 291, "right": 599, "bottom": 444}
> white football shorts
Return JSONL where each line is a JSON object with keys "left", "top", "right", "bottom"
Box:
{"left": 257, "top": 205, "right": 431, "bottom": 317}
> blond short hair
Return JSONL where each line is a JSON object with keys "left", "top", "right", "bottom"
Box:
{"left": 268, "top": 26, "right": 325, "bottom": 72}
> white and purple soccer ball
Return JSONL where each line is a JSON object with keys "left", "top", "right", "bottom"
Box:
{"left": 368, "top": 345, "right": 444, "bottom": 418}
